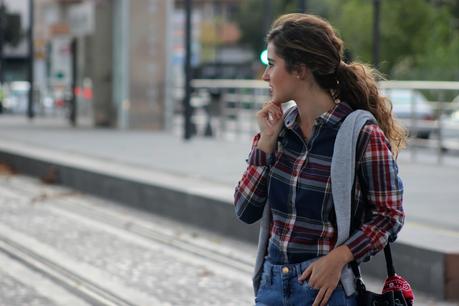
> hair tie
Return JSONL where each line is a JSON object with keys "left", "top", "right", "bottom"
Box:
{"left": 336, "top": 61, "right": 347, "bottom": 75}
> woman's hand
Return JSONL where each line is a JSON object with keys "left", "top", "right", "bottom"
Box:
{"left": 256, "top": 101, "right": 284, "bottom": 153}
{"left": 298, "top": 246, "right": 354, "bottom": 306}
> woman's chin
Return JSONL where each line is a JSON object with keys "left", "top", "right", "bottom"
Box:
{"left": 271, "top": 98, "right": 285, "bottom": 106}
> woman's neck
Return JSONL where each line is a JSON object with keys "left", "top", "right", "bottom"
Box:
{"left": 295, "top": 87, "right": 336, "bottom": 129}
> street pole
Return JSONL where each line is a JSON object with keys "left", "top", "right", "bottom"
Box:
{"left": 27, "top": 0, "right": 34, "bottom": 119}
{"left": 263, "top": 0, "right": 272, "bottom": 34}
{"left": 70, "top": 38, "right": 77, "bottom": 126}
{"left": 372, "top": 0, "right": 381, "bottom": 70}
{"left": 298, "top": 0, "right": 307, "bottom": 12}
{"left": 183, "top": 0, "right": 192, "bottom": 140}
{"left": 0, "top": 0, "right": 5, "bottom": 112}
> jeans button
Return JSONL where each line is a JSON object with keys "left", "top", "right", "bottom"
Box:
{"left": 282, "top": 266, "right": 289, "bottom": 274}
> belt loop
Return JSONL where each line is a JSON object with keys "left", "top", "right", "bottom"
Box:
{"left": 294, "top": 264, "right": 302, "bottom": 277}
{"left": 268, "top": 264, "right": 273, "bottom": 285}
{"left": 299, "top": 260, "right": 310, "bottom": 277}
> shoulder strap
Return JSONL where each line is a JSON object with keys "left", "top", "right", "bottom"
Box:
{"left": 331, "top": 110, "right": 376, "bottom": 246}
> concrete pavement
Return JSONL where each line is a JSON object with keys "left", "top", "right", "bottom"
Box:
{"left": 2, "top": 172, "right": 457, "bottom": 306}
{"left": 0, "top": 115, "right": 458, "bottom": 301}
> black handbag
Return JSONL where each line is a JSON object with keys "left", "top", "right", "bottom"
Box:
{"left": 351, "top": 244, "right": 414, "bottom": 306}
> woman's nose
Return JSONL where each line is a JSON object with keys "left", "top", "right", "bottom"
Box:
{"left": 262, "top": 68, "right": 269, "bottom": 81}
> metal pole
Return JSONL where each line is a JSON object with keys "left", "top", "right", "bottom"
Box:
{"left": 0, "top": 0, "right": 5, "bottom": 112}
{"left": 298, "top": 0, "right": 307, "bottom": 12}
{"left": 69, "top": 38, "right": 77, "bottom": 126}
{"left": 437, "top": 92, "right": 444, "bottom": 165}
{"left": 263, "top": 0, "right": 272, "bottom": 34}
{"left": 183, "top": 0, "right": 192, "bottom": 140}
{"left": 113, "top": 0, "right": 130, "bottom": 130}
{"left": 372, "top": 0, "right": 381, "bottom": 70}
{"left": 27, "top": 0, "right": 34, "bottom": 119}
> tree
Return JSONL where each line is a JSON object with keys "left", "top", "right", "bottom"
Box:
{"left": 317, "top": 0, "right": 459, "bottom": 80}
{"left": 233, "top": 0, "right": 298, "bottom": 56}
{"left": 234, "top": 0, "right": 459, "bottom": 80}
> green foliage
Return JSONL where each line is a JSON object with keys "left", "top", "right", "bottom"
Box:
{"left": 235, "top": 0, "right": 459, "bottom": 81}
{"left": 233, "top": 0, "right": 299, "bottom": 55}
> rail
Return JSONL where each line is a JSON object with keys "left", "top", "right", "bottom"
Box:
{"left": 175, "top": 79, "right": 459, "bottom": 164}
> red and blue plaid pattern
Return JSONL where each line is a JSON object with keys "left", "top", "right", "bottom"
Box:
{"left": 234, "top": 102, "right": 404, "bottom": 264}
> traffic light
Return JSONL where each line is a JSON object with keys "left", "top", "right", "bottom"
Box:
{"left": 260, "top": 49, "right": 268, "bottom": 66}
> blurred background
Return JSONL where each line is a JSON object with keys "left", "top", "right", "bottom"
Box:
{"left": 0, "top": 1, "right": 459, "bottom": 305}
{"left": 0, "top": 0, "right": 458, "bottom": 140}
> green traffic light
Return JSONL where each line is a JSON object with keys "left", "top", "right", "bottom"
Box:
{"left": 260, "top": 49, "right": 268, "bottom": 66}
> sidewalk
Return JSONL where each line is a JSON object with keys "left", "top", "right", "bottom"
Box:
{"left": 0, "top": 115, "right": 458, "bottom": 301}
{"left": 0, "top": 115, "right": 458, "bottom": 231}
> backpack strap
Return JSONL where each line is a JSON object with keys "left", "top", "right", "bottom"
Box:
{"left": 331, "top": 109, "right": 377, "bottom": 296}
{"left": 331, "top": 110, "right": 377, "bottom": 245}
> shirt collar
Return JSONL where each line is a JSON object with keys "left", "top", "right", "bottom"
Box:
{"left": 283, "top": 101, "right": 354, "bottom": 129}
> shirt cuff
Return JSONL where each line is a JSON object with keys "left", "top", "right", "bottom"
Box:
{"left": 344, "top": 231, "right": 374, "bottom": 263}
{"left": 246, "top": 133, "right": 276, "bottom": 166}
{"left": 247, "top": 147, "right": 275, "bottom": 166}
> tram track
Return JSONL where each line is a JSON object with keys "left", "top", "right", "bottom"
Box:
{"left": 0, "top": 235, "right": 137, "bottom": 306}
{"left": 1, "top": 175, "right": 253, "bottom": 272}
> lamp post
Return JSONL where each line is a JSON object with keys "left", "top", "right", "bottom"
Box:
{"left": 298, "top": 0, "right": 307, "bottom": 12}
{"left": 183, "top": 0, "right": 192, "bottom": 140}
{"left": 27, "top": 0, "right": 34, "bottom": 119}
{"left": 263, "top": 0, "right": 272, "bottom": 34}
{"left": 0, "top": 0, "right": 5, "bottom": 111}
{"left": 372, "top": 0, "right": 381, "bottom": 70}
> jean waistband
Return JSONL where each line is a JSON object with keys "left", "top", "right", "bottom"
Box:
{"left": 263, "top": 258, "right": 317, "bottom": 277}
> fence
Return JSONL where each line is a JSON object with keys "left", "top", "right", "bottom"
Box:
{"left": 176, "top": 79, "right": 459, "bottom": 163}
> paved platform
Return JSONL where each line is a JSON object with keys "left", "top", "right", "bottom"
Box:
{"left": 0, "top": 115, "right": 458, "bottom": 301}
{"left": 2, "top": 173, "right": 457, "bottom": 306}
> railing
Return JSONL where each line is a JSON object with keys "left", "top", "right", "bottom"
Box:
{"left": 177, "top": 79, "right": 459, "bottom": 163}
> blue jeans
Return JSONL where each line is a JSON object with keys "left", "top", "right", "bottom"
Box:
{"left": 255, "top": 259, "right": 357, "bottom": 306}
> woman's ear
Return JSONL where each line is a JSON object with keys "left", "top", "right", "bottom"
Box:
{"left": 295, "top": 64, "right": 309, "bottom": 80}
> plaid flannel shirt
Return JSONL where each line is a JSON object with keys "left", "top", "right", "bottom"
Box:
{"left": 234, "top": 102, "right": 404, "bottom": 264}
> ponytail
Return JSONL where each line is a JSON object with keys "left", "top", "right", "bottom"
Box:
{"left": 336, "top": 62, "right": 407, "bottom": 156}
{"left": 266, "top": 13, "right": 407, "bottom": 155}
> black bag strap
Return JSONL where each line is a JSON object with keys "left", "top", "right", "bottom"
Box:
{"left": 350, "top": 243, "right": 396, "bottom": 291}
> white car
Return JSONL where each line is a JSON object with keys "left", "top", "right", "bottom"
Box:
{"left": 381, "top": 88, "right": 436, "bottom": 138}
{"left": 3, "top": 81, "right": 30, "bottom": 114}
{"left": 442, "top": 100, "right": 459, "bottom": 152}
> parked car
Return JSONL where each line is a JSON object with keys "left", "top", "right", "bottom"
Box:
{"left": 441, "top": 107, "right": 459, "bottom": 152}
{"left": 381, "top": 88, "right": 436, "bottom": 138}
{"left": 3, "top": 81, "right": 30, "bottom": 114}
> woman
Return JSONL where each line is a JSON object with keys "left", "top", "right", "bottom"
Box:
{"left": 234, "top": 13, "right": 406, "bottom": 306}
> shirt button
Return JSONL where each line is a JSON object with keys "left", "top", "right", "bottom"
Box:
{"left": 282, "top": 266, "right": 289, "bottom": 274}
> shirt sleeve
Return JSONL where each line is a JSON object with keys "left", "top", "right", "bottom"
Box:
{"left": 344, "top": 124, "right": 405, "bottom": 263}
{"left": 234, "top": 133, "right": 275, "bottom": 224}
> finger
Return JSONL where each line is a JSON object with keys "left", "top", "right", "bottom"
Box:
{"left": 312, "top": 287, "right": 327, "bottom": 306}
{"left": 259, "top": 104, "right": 280, "bottom": 119}
{"left": 320, "top": 288, "right": 334, "bottom": 306}
{"left": 270, "top": 102, "right": 283, "bottom": 113}
{"left": 298, "top": 266, "right": 312, "bottom": 282}
{"left": 265, "top": 101, "right": 282, "bottom": 110}
{"left": 266, "top": 106, "right": 282, "bottom": 119}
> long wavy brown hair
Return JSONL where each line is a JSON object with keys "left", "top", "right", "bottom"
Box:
{"left": 267, "top": 13, "right": 407, "bottom": 155}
